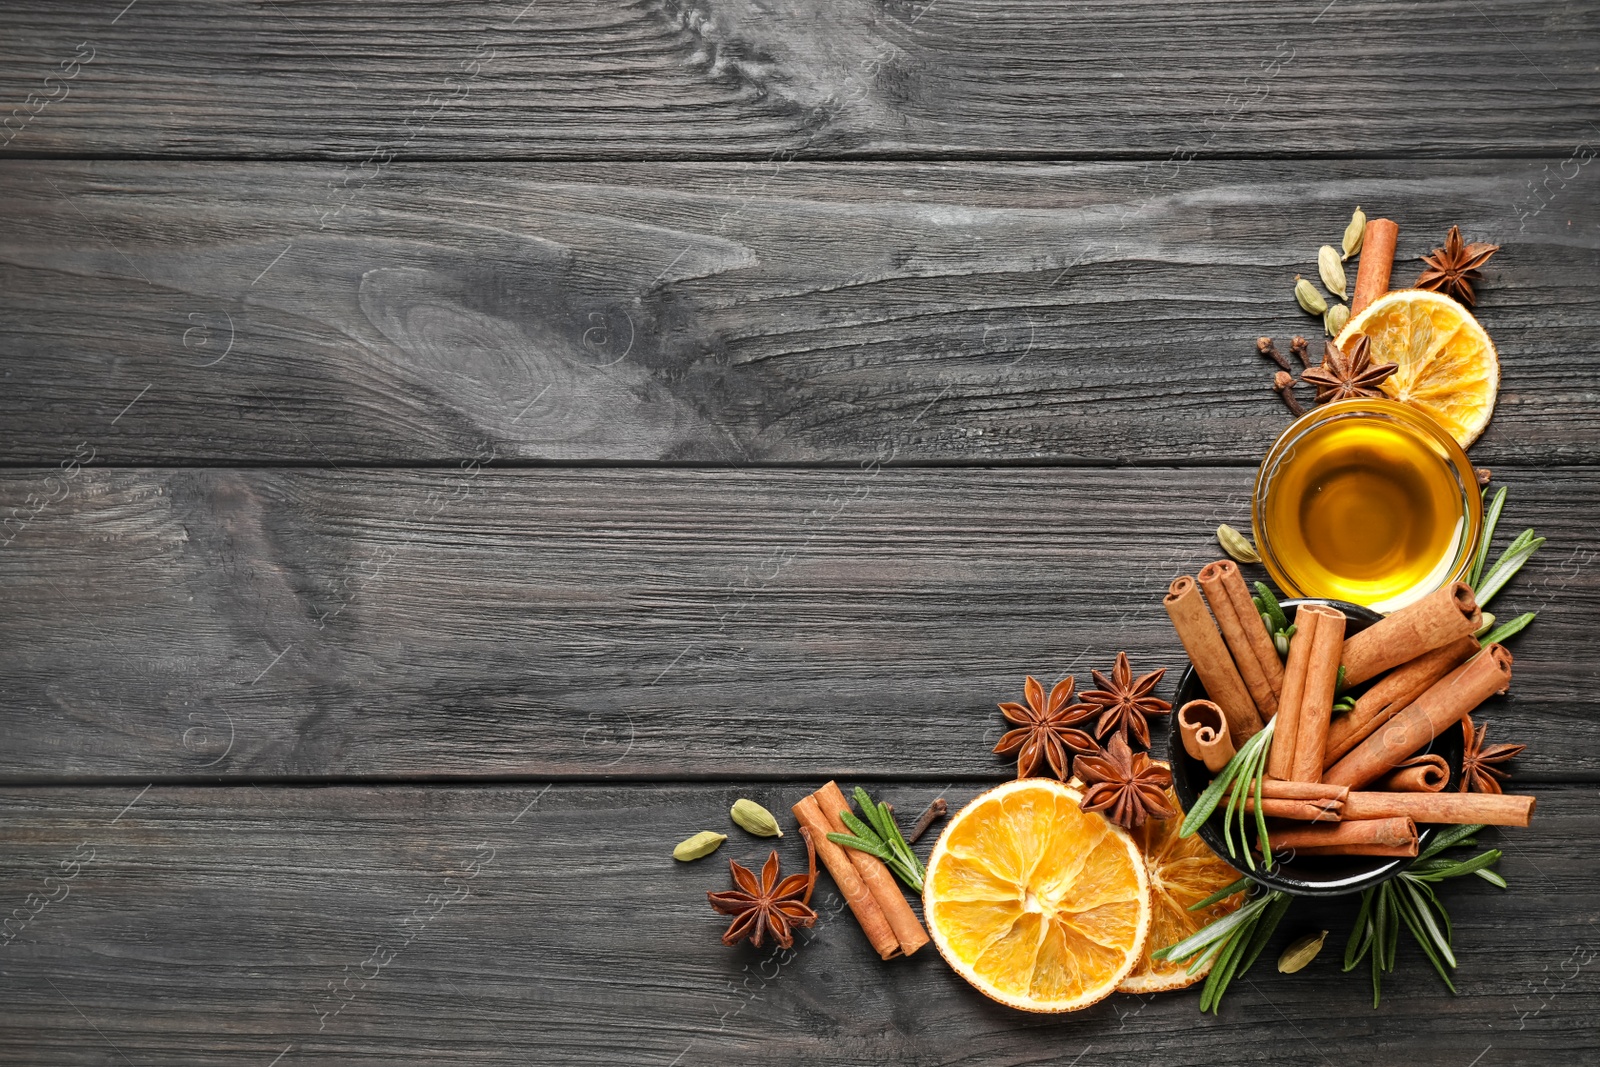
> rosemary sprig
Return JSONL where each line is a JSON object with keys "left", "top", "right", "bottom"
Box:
{"left": 1342, "top": 823, "right": 1507, "bottom": 1006}
{"left": 1480, "top": 611, "right": 1536, "bottom": 646}
{"left": 1179, "top": 717, "right": 1276, "bottom": 869}
{"left": 826, "top": 787, "right": 926, "bottom": 893}
{"left": 1468, "top": 485, "right": 1545, "bottom": 613}
{"left": 1152, "top": 887, "right": 1292, "bottom": 1012}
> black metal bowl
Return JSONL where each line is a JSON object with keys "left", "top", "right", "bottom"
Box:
{"left": 1168, "top": 598, "right": 1465, "bottom": 897}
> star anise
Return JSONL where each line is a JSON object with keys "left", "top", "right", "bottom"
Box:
{"left": 1074, "top": 734, "right": 1176, "bottom": 830}
{"left": 706, "top": 830, "right": 818, "bottom": 949}
{"left": 993, "top": 675, "right": 1098, "bottom": 780}
{"left": 1299, "top": 335, "right": 1398, "bottom": 404}
{"left": 1416, "top": 225, "right": 1501, "bottom": 307}
{"left": 1459, "top": 714, "right": 1525, "bottom": 795}
{"left": 1081, "top": 652, "right": 1171, "bottom": 749}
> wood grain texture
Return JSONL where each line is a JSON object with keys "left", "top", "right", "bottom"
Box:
{"left": 1, "top": 159, "right": 1596, "bottom": 465}
{"left": 1, "top": 2, "right": 1597, "bottom": 159}
{"left": 0, "top": 781, "right": 1592, "bottom": 1065}
{"left": 2, "top": 467, "right": 1591, "bottom": 780}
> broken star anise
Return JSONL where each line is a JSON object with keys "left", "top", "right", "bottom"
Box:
{"left": 706, "top": 831, "right": 818, "bottom": 950}
{"left": 1081, "top": 652, "right": 1171, "bottom": 750}
{"left": 994, "top": 675, "right": 1099, "bottom": 780}
{"left": 1299, "top": 335, "right": 1398, "bottom": 404}
{"left": 1074, "top": 734, "right": 1176, "bottom": 830}
{"left": 1416, "top": 225, "right": 1501, "bottom": 307}
{"left": 1460, "top": 714, "right": 1525, "bottom": 795}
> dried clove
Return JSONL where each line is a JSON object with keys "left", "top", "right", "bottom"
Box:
{"left": 1290, "top": 335, "right": 1311, "bottom": 368}
{"left": 1256, "top": 336, "right": 1293, "bottom": 373}
{"left": 1274, "top": 371, "right": 1305, "bottom": 416}
{"left": 907, "top": 798, "right": 948, "bottom": 845}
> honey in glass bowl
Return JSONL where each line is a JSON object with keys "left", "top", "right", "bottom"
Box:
{"left": 1253, "top": 398, "right": 1482, "bottom": 612}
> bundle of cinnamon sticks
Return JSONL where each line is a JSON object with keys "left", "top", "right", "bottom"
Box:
{"left": 792, "top": 782, "right": 929, "bottom": 959}
{"left": 1169, "top": 567, "right": 1536, "bottom": 858}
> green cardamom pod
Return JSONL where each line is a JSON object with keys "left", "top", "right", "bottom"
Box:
{"left": 1318, "top": 245, "right": 1347, "bottom": 300}
{"left": 1216, "top": 524, "right": 1261, "bottom": 564}
{"left": 672, "top": 830, "right": 727, "bottom": 861}
{"left": 1294, "top": 276, "right": 1327, "bottom": 316}
{"left": 1323, "top": 303, "right": 1349, "bottom": 338}
{"left": 1475, "top": 611, "right": 1496, "bottom": 637}
{"left": 1342, "top": 206, "right": 1366, "bottom": 261}
{"left": 730, "top": 799, "right": 782, "bottom": 837}
{"left": 1277, "top": 929, "right": 1329, "bottom": 973}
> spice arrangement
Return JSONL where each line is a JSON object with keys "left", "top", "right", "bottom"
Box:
{"left": 680, "top": 204, "right": 1541, "bottom": 1017}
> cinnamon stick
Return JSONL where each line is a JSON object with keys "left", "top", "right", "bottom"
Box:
{"left": 1267, "top": 605, "right": 1320, "bottom": 780}
{"left": 1325, "top": 645, "right": 1513, "bottom": 789}
{"left": 1350, "top": 217, "right": 1399, "bottom": 316}
{"left": 792, "top": 795, "right": 901, "bottom": 960}
{"left": 1323, "top": 635, "right": 1479, "bottom": 768}
{"left": 1342, "top": 582, "right": 1481, "bottom": 688}
{"left": 1343, "top": 791, "right": 1535, "bottom": 827}
{"left": 1237, "top": 796, "right": 1342, "bottom": 822}
{"left": 1250, "top": 780, "right": 1349, "bottom": 803}
{"left": 1164, "top": 575, "right": 1262, "bottom": 743}
{"left": 1291, "top": 604, "right": 1346, "bottom": 783}
{"left": 1198, "top": 560, "right": 1281, "bottom": 718}
{"left": 1271, "top": 816, "right": 1419, "bottom": 858}
{"left": 1373, "top": 754, "right": 1450, "bottom": 793}
{"left": 813, "top": 782, "right": 929, "bottom": 957}
{"left": 1177, "top": 699, "right": 1235, "bottom": 772}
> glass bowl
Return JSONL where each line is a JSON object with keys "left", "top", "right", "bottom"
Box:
{"left": 1167, "top": 599, "right": 1464, "bottom": 896}
{"left": 1252, "top": 398, "right": 1482, "bottom": 613}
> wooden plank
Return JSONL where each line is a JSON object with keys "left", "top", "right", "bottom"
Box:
{"left": 1, "top": 159, "right": 1596, "bottom": 465}
{"left": 1, "top": 2, "right": 1597, "bottom": 159}
{"left": 1, "top": 467, "right": 1590, "bottom": 780}
{"left": 0, "top": 781, "right": 1592, "bottom": 1064}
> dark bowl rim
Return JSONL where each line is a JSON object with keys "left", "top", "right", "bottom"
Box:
{"left": 1167, "top": 597, "right": 1459, "bottom": 897}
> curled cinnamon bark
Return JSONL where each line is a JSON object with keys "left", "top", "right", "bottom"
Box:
{"left": 1164, "top": 576, "right": 1262, "bottom": 743}
{"left": 792, "top": 795, "right": 900, "bottom": 960}
{"left": 1323, "top": 635, "right": 1479, "bottom": 768}
{"left": 1291, "top": 604, "right": 1346, "bottom": 782}
{"left": 1198, "top": 559, "right": 1283, "bottom": 717}
{"left": 813, "top": 782, "right": 928, "bottom": 957}
{"left": 1178, "top": 699, "right": 1235, "bottom": 772}
{"left": 1350, "top": 217, "right": 1399, "bottom": 316}
{"left": 1373, "top": 754, "right": 1450, "bottom": 793}
{"left": 1342, "top": 582, "right": 1481, "bottom": 688}
{"left": 1325, "top": 645, "right": 1513, "bottom": 790}
{"left": 1342, "top": 790, "right": 1535, "bottom": 827}
{"left": 1272, "top": 816, "right": 1419, "bottom": 857}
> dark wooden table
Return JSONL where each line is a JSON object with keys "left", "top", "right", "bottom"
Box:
{"left": 2, "top": 2, "right": 1597, "bottom": 1063}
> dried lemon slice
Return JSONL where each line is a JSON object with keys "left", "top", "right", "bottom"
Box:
{"left": 923, "top": 778, "right": 1150, "bottom": 1012}
{"left": 1338, "top": 289, "right": 1499, "bottom": 447}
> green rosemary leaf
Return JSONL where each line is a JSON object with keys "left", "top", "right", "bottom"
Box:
{"left": 1179, "top": 736, "right": 1248, "bottom": 837}
{"left": 1201, "top": 925, "right": 1251, "bottom": 1012}
{"left": 1236, "top": 892, "right": 1293, "bottom": 977}
{"left": 1372, "top": 885, "right": 1392, "bottom": 972}
{"left": 826, "top": 831, "right": 890, "bottom": 863}
{"left": 1418, "top": 823, "right": 1485, "bottom": 862}
{"left": 1343, "top": 887, "right": 1375, "bottom": 971}
{"left": 839, "top": 810, "right": 884, "bottom": 850}
{"left": 1476, "top": 530, "right": 1545, "bottom": 606}
{"left": 1189, "top": 876, "right": 1252, "bottom": 912}
{"left": 1480, "top": 611, "right": 1536, "bottom": 646}
{"left": 1410, "top": 849, "right": 1503, "bottom": 883}
{"left": 1335, "top": 665, "right": 1347, "bottom": 692}
{"left": 1392, "top": 886, "right": 1457, "bottom": 992}
{"left": 1187, "top": 931, "right": 1231, "bottom": 976}
{"left": 1383, "top": 886, "right": 1400, "bottom": 972}
{"left": 1474, "top": 867, "right": 1509, "bottom": 889}
{"left": 1399, "top": 878, "right": 1456, "bottom": 968}
{"left": 1469, "top": 486, "right": 1508, "bottom": 589}
{"left": 1251, "top": 747, "right": 1272, "bottom": 860}
{"left": 1154, "top": 895, "right": 1270, "bottom": 962}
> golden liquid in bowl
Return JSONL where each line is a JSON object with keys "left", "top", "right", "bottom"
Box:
{"left": 1260, "top": 417, "right": 1465, "bottom": 611}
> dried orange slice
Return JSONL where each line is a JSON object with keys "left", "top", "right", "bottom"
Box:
{"left": 1337, "top": 289, "right": 1499, "bottom": 448}
{"left": 923, "top": 778, "right": 1150, "bottom": 1012}
{"left": 1117, "top": 772, "right": 1247, "bottom": 994}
